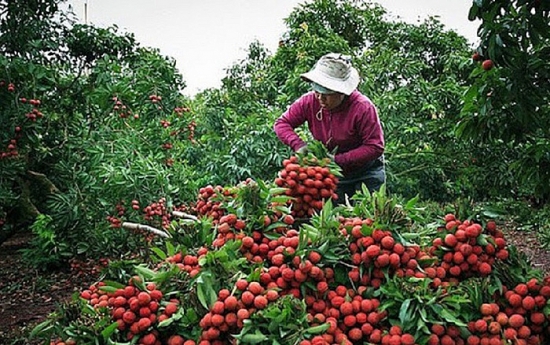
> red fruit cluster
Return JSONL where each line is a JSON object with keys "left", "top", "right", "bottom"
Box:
{"left": 426, "top": 324, "right": 463, "bottom": 345}
{"left": 194, "top": 185, "right": 229, "bottom": 223}
{"left": 25, "top": 107, "right": 44, "bottom": 121}
{"left": 107, "top": 202, "right": 126, "bottom": 229}
{"left": 167, "top": 119, "right": 197, "bottom": 144}
{"left": 143, "top": 198, "right": 171, "bottom": 229}
{"left": 429, "top": 215, "right": 509, "bottom": 282}
{"left": 1, "top": 96, "right": 43, "bottom": 159}
{"left": 164, "top": 248, "right": 208, "bottom": 278}
{"left": 111, "top": 97, "right": 134, "bottom": 118}
{"left": 211, "top": 213, "right": 247, "bottom": 248}
{"left": 131, "top": 199, "right": 141, "bottom": 210}
{"left": 1, "top": 138, "right": 19, "bottom": 159}
{"left": 237, "top": 230, "right": 272, "bottom": 263}
{"left": 302, "top": 285, "right": 393, "bottom": 345}
{"left": 197, "top": 285, "right": 262, "bottom": 343}
{"left": 194, "top": 179, "right": 282, "bottom": 226}
{"left": 343, "top": 217, "right": 431, "bottom": 287}
{"left": 107, "top": 215, "right": 122, "bottom": 228}
{"left": 174, "top": 106, "right": 191, "bottom": 115}
{"left": 470, "top": 52, "right": 494, "bottom": 71}
{"left": 210, "top": 211, "right": 292, "bottom": 260}
{"left": 80, "top": 280, "right": 179, "bottom": 345}
{"left": 467, "top": 290, "right": 548, "bottom": 345}
{"left": 263, "top": 231, "right": 333, "bottom": 299}
{"left": 149, "top": 94, "right": 162, "bottom": 103}
{"left": 186, "top": 120, "right": 197, "bottom": 144}
{"left": 274, "top": 156, "right": 338, "bottom": 218}
{"left": 497, "top": 279, "right": 549, "bottom": 343}
{"left": 20, "top": 97, "right": 44, "bottom": 121}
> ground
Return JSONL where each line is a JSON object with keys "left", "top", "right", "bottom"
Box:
{"left": 0, "top": 231, "right": 100, "bottom": 345}
{"left": 1, "top": 224, "right": 549, "bottom": 344}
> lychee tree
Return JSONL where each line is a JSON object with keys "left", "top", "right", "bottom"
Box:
{"left": 460, "top": 0, "right": 550, "bottom": 203}
{"left": 0, "top": 0, "right": 198, "bottom": 265}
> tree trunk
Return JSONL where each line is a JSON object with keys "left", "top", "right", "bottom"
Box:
{"left": 0, "top": 170, "right": 59, "bottom": 245}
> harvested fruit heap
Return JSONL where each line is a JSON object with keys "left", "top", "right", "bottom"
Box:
{"left": 40, "top": 153, "right": 550, "bottom": 345}
{"left": 274, "top": 155, "right": 339, "bottom": 218}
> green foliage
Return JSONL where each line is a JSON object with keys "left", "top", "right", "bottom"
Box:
{"left": 0, "top": 0, "right": 199, "bottom": 264}
{"left": 378, "top": 276, "right": 472, "bottom": 341}
{"left": 357, "top": 16, "right": 474, "bottom": 201}
{"left": 234, "top": 295, "right": 327, "bottom": 345}
{"left": 29, "top": 297, "right": 115, "bottom": 345}
{"left": 462, "top": 0, "right": 550, "bottom": 202}
{"left": 21, "top": 214, "right": 68, "bottom": 269}
{"left": 190, "top": 89, "right": 288, "bottom": 186}
{"left": 0, "top": 0, "right": 67, "bottom": 58}
{"left": 66, "top": 24, "right": 136, "bottom": 63}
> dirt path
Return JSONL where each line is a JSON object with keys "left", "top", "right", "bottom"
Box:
{"left": 0, "top": 232, "right": 98, "bottom": 344}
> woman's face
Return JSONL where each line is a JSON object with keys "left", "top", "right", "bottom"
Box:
{"left": 315, "top": 91, "right": 345, "bottom": 110}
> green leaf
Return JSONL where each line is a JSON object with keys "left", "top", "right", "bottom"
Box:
{"left": 29, "top": 319, "right": 54, "bottom": 339}
{"left": 101, "top": 321, "right": 119, "bottom": 339}
{"left": 477, "top": 235, "right": 489, "bottom": 246}
{"left": 101, "top": 280, "right": 126, "bottom": 289}
{"left": 468, "top": 5, "right": 479, "bottom": 21}
{"left": 99, "top": 286, "right": 119, "bottom": 294}
{"left": 135, "top": 265, "right": 158, "bottom": 279}
{"left": 495, "top": 34, "right": 504, "bottom": 47}
{"left": 196, "top": 274, "right": 217, "bottom": 310}
{"left": 440, "top": 307, "right": 467, "bottom": 326}
{"left": 269, "top": 187, "right": 289, "bottom": 195}
{"left": 271, "top": 196, "right": 292, "bottom": 204}
{"left": 151, "top": 247, "right": 167, "bottom": 260}
{"left": 305, "top": 322, "right": 330, "bottom": 334}
{"left": 165, "top": 241, "right": 175, "bottom": 256}
{"left": 236, "top": 331, "right": 268, "bottom": 344}
{"left": 399, "top": 298, "right": 412, "bottom": 324}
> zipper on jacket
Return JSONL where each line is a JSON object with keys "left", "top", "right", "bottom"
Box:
{"left": 327, "top": 111, "right": 333, "bottom": 147}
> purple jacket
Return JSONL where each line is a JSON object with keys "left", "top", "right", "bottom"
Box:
{"left": 274, "top": 90, "right": 384, "bottom": 178}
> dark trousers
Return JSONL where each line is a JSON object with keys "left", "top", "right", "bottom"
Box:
{"left": 335, "top": 166, "right": 386, "bottom": 205}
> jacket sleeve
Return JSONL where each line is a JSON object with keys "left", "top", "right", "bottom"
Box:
{"left": 273, "top": 95, "right": 309, "bottom": 152}
{"left": 334, "top": 103, "right": 384, "bottom": 170}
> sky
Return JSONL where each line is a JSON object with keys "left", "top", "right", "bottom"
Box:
{"left": 64, "top": 0, "right": 480, "bottom": 96}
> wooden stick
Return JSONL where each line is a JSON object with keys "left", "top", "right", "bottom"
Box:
{"left": 122, "top": 222, "right": 170, "bottom": 238}
{"left": 172, "top": 211, "right": 199, "bottom": 221}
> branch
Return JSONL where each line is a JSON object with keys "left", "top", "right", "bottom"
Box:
{"left": 172, "top": 211, "right": 199, "bottom": 221}
{"left": 27, "top": 170, "right": 59, "bottom": 194}
{"left": 122, "top": 222, "right": 170, "bottom": 238}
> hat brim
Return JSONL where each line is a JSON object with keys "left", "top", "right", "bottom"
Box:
{"left": 310, "top": 82, "right": 336, "bottom": 94}
{"left": 301, "top": 67, "right": 360, "bottom": 96}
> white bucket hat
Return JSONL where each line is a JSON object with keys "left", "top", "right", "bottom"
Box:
{"left": 301, "top": 53, "right": 360, "bottom": 96}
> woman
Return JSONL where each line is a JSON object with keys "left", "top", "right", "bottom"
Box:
{"left": 273, "top": 53, "right": 385, "bottom": 203}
